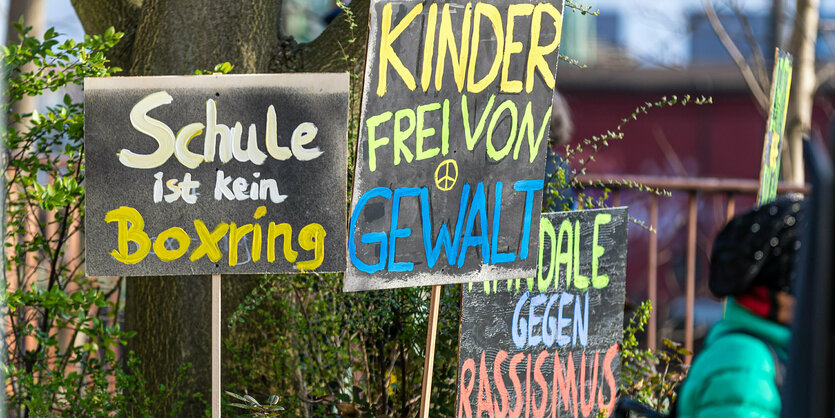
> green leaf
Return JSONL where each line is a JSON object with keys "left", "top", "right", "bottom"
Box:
{"left": 213, "top": 62, "right": 234, "bottom": 74}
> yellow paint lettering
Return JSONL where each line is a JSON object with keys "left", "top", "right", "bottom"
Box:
{"left": 228, "top": 222, "right": 254, "bottom": 267}
{"left": 252, "top": 206, "right": 267, "bottom": 262}
{"left": 501, "top": 4, "right": 533, "bottom": 93}
{"left": 104, "top": 206, "right": 151, "bottom": 265}
{"left": 377, "top": 2, "right": 422, "bottom": 96}
{"left": 526, "top": 4, "right": 562, "bottom": 92}
{"left": 153, "top": 227, "right": 190, "bottom": 262}
{"left": 296, "top": 223, "right": 326, "bottom": 271}
{"left": 537, "top": 217, "right": 556, "bottom": 293}
{"left": 268, "top": 222, "right": 297, "bottom": 263}
{"left": 421, "top": 3, "right": 438, "bottom": 92}
{"left": 435, "top": 3, "right": 472, "bottom": 92}
{"left": 467, "top": 3, "right": 503, "bottom": 93}
{"left": 191, "top": 220, "right": 229, "bottom": 262}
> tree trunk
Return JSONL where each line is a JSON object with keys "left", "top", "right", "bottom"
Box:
{"left": 785, "top": 0, "right": 820, "bottom": 185}
{"left": 7, "top": 0, "right": 45, "bottom": 41}
{"left": 71, "top": 1, "right": 368, "bottom": 415}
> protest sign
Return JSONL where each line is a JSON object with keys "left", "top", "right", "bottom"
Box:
{"left": 346, "top": 0, "right": 565, "bottom": 291}
{"left": 457, "top": 208, "right": 627, "bottom": 417}
{"left": 757, "top": 49, "right": 793, "bottom": 206}
{"left": 85, "top": 74, "right": 350, "bottom": 276}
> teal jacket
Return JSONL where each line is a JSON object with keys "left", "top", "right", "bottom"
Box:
{"left": 676, "top": 298, "right": 790, "bottom": 418}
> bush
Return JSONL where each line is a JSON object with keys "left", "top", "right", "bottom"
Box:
{"left": 2, "top": 22, "right": 200, "bottom": 416}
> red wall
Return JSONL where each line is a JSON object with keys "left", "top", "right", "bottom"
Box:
{"left": 557, "top": 87, "right": 834, "bottom": 339}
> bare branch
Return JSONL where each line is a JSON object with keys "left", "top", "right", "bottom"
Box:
{"left": 703, "top": 0, "right": 770, "bottom": 111}
{"left": 730, "top": 1, "right": 770, "bottom": 90}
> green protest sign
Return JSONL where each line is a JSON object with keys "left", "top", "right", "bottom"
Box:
{"left": 757, "top": 49, "right": 793, "bottom": 206}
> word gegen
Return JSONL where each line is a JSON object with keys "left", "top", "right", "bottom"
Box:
{"left": 512, "top": 290, "right": 589, "bottom": 350}
{"left": 349, "top": 179, "right": 543, "bottom": 273}
{"left": 104, "top": 205, "right": 325, "bottom": 270}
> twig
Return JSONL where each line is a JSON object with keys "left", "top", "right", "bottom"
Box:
{"left": 731, "top": 2, "right": 770, "bottom": 90}
{"left": 703, "top": 0, "right": 769, "bottom": 111}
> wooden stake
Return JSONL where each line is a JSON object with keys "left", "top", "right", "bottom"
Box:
{"left": 419, "top": 284, "right": 442, "bottom": 418}
{"left": 212, "top": 274, "right": 221, "bottom": 417}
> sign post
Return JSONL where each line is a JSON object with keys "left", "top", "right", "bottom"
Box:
{"left": 212, "top": 274, "right": 222, "bottom": 415}
{"left": 419, "top": 284, "right": 442, "bottom": 418}
{"left": 457, "top": 208, "right": 628, "bottom": 417}
{"left": 84, "top": 73, "right": 351, "bottom": 417}
{"left": 756, "top": 48, "right": 793, "bottom": 205}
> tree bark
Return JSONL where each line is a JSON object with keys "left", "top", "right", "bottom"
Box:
{"left": 130, "top": 0, "right": 283, "bottom": 75}
{"left": 70, "top": 0, "right": 140, "bottom": 71}
{"left": 785, "top": 0, "right": 820, "bottom": 185}
{"left": 72, "top": 1, "right": 368, "bottom": 415}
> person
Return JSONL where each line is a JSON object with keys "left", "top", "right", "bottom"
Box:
{"left": 675, "top": 196, "right": 805, "bottom": 417}
{"left": 544, "top": 90, "right": 577, "bottom": 211}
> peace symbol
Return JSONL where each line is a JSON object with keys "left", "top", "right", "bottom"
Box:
{"left": 434, "top": 159, "right": 459, "bottom": 191}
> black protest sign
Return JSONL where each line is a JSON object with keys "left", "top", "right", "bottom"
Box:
{"left": 346, "top": 0, "right": 565, "bottom": 291}
{"left": 457, "top": 208, "right": 627, "bottom": 418}
{"left": 85, "top": 74, "right": 350, "bottom": 276}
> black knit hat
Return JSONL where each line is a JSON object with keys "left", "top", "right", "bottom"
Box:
{"left": 709, "top": 196, "right": 805, "bottom": 297}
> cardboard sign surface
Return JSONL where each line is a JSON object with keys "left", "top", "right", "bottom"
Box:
{"left": 457, "top": 208, "right": 627, "bottom": 417}
{"left": 85, "top": 74, "right": 350, "bottom": 276}
{"left": 346, "top": 0, "right": 565, "bottom": 291}
{"left": 757, "top": 49, "right": 793, "bottom": 206}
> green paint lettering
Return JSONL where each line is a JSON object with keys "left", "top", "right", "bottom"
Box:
{"left": 592, "top": 213, "right": 612, "bottom": 288}
{"left": 366, "top": 111, "right": 392, "bottom": 172}
{"left": 537, "top": 216, "right": 556, "bottom": 293}
{"left": 393, "top": 108, "right": 415, "bottom": 166}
